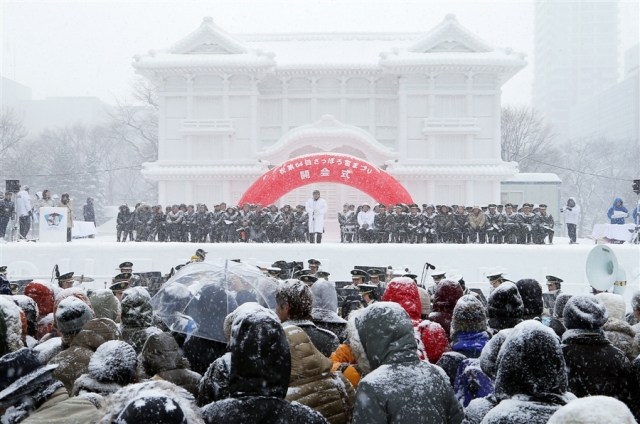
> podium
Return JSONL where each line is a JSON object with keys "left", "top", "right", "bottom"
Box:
{"left": 39, "top": 207, "right": 68, "bottom": 243}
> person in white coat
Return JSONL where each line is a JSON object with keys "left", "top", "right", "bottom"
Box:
{"left": 16, "top": 185, "right": 33, "bottom": 239}
{"left": 305, "top": 189, "right": 327, "bottom": 244}
{"left": 357, "top": 203, "right": 375, "bottom": 243}
{"left": 560, "top": 197, "right": 580, "bottom": 244}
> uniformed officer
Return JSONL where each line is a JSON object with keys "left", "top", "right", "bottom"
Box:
{"left": 308, "top": 259, "right": 321, "bottom": 276}
{"left": 427, "top": 269, "right": 447, "bottom": 298}
{"left": 359, "top": 283, "right": 379, "bottom": 306}
{"left": 486, "top": 272, "right": 510, "bottom": 292}
{"left": 266, "top": 267, "right": 282, "bottom": 284}
{"left": 316, "top": 271, "right": 330, "bottom": 281}
{"left": 345, "top": 269, "right": 368, "bottom": 289}
{"left": 367, "top": 269, "right": 384, "bottom": 286}
{"left": 300, "top": 274, "right": 318, "bottom": 286}
{"left": 116, "top": 262, "right": 142, "bottom": 287}
{"left": 110, "top": 273, "right": 131, "bottom": 301}
{"left": 57, "top": 272, "right": 75, "bottom": 290}
{"left": 546, "top": 275, "right": 563, "bottom": 295}
{"left": 194, "top": 249, "right": 207, "bottom": 262}
{"left": 293, "top": 268, "right": 312, "bottom": 279}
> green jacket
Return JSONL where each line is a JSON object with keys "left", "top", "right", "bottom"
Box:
{"left": 49, "top": 318, "right": 121, "bottom": 392}
{"left": 352, "top": 302, "right": 463, "bottom": 424}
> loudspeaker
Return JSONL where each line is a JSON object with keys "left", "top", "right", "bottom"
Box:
{"left": 585, "top": 245, "right": 619, "bottom": 291}
{"left": 5, "top": 180, "right": 20, "bottom": 193}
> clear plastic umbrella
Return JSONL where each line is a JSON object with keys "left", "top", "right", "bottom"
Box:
{"left": 150, "top": 260, "right": 278, "bottom": 342}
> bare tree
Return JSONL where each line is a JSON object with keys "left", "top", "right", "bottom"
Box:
{"left": 501, "top": 105, "right": 558, "bottom": 172}
{"left": 105, "top": 76, "right": 159, "bottom": 162}
{"left": 0, "top": 107, "right": 29, "bottom": 179}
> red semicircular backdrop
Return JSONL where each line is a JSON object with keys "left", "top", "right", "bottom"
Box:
{"left": 238, "top": 153, "right": 415, "bottom": 206}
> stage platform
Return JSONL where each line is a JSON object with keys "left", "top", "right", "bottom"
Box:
{"left": 1, "top": 237, "right": 638, "bottom": 304}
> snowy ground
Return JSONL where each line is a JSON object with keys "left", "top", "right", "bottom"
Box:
{"left": 1, "top": 232, "right": 638, "bottom": 307}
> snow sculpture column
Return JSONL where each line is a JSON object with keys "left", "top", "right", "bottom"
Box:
{"left": 397, "top": 76, "right": 408, "bottom": 159}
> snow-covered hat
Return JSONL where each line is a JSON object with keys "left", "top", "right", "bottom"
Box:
{"left": 89, "top": 340, "right": 137, "bottom": 385}
{"left": 548, "top": 396, "right": 636, "bottom": 424}
{"left": 0, "top": 348, "right": 59, "bottom": 403}
{"left": 563, "top": 295, "right": 608, "bottom": 330}
{"left": 451, "top": 295, "right": 487, "bottom": 335}
{"left": 55, "top": 296, "right": 93, "bottom": 335}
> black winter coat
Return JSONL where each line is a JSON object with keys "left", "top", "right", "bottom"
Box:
{"left": 561, "top": 329, "right": 632, "bottom": 403}
{"left": 284, "top": 320, "right": 339, "bottom": 358}
{"left": 201, "top": 310, "right": 327, "bottom": 424}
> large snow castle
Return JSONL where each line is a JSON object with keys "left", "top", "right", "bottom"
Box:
{"left": 134, "top": 14, "right": 526, "bottom": 231}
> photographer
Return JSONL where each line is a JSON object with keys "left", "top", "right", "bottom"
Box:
{"left": 561, "top": 197, "right": 580, "bottom": 244}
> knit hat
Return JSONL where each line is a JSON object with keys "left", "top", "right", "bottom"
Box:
{"left": 563, "top": 295, "right": 609, "bottom": 330}
{"left": 435, "top": 351, "right": 467, "bottom": 387}
{"left": 451, "top": 295, "right": 487, "bottom": 335}
{"left": 595, "top": 293, "right": 626, "bottom": 321}
{"left": 55, "top": 296, "right": 94, "bottom": 335}
{"left": 116, "top": 396, "right": 187, "bottom": 424}
{"left": 90, "top": 289, "right": 121, "bottom": 323}
{"left": 487, "top": 282, "right": 522, "bottom": 317}
{"left": 89, "top": 340, "right": 138, "bottom": 385}
{"left": 24, "top": 281, "right": 55, "bottom": 315}
{"left": 514, "top": 279, "right": 544, "bottom": 318}
{"left": 432, "top": 280, "right": 464, "bottom": 313}
{"left": 553, "top": 293, "right": 573, "bottom": 319}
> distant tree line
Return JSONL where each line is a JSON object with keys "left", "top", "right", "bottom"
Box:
{"left": 501, "top": 105, "right": 640, "bottom": 237}
{"left": 0, "top": 77, "right": 159, "bottom": 226}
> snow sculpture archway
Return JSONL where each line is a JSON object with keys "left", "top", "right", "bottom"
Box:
{"left": 239, "top": 153, "right": 414, "bottom": 206}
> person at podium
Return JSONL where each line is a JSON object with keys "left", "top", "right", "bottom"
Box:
{"left": 607, "top": 197, "right": 628, "bottom": 224}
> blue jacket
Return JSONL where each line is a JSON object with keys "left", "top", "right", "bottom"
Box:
{"left": 454, "top": 358, "right": 495, "bottom": 407}
{"left": 633, "top": 206, "right": 639, "bottom": 225}
{"left": 451, "top": 331, "right": 490, "bottom": 359}
{"left": 607, "top": 197, "right": 628, "bottom": 224}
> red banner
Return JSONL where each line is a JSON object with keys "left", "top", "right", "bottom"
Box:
{"left": 238, "top": 153, "right": 414, "bottom": 206}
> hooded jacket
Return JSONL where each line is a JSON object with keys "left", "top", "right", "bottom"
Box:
{"left": 201, "top": 308, "right": 327, "bottom": 423}
{"left": 351, "top": 302, "right": 463, "bottom": 424}
{"left": 120, "top": 289, "right": 161, "bottom": 353}
{"left": 429, "top": 279, "right": 464, "bottom": 337}
{"left": 481, "top": 321, "right": 575, "bottom": 424}
{"left": 607, "top": 197, "right": 628, "bottom": 224}
{"left": 25, "top": 281, "right": 56, "bottom": 339}
{"left": 311, "top": 280, "right": 348, "bottom": 343}
{"left": 48, "top": 318, "right": 121, "bottom": 392}
{"left": 89, "top": 289, "right": 120, "bottom": 323}
{"left": 100, "top": 380, "right": 204, "bottom": 424}
{"left": 562, "top": 328, "right": 632, "bottom": 404}
{"left": 284, "top": 325, "right": 355, "bottom": 424}
{"left": 141, "top": 332, "right": 202, "bottom": 398}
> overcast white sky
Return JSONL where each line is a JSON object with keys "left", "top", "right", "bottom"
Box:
{"left": 2, "top": 0, "right": 638, "bottom": 106}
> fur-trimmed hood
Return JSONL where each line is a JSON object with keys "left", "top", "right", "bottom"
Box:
{"left": 99, "top": 380, "right": 204, "bottom": 424}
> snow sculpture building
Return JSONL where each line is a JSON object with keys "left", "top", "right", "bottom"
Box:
{"left": 135, "top": 14, "right": 526, "bottom": 223}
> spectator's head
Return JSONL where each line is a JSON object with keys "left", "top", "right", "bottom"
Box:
{"left": 187, "top": 205, "right": 194, "bottom": 212}
{"left": 172, "top": 205, "right": 179, "bottom": 213}
{"left": 514, "top": 279, "right": 544, "bottom": 319}
{"left": 382, "top": 277, "right": 422, "bottom": 325}
{"left": 553, "top": 293, "right": 573, "bottom": 320}
{"left": 55, "top": 296, "right": 94, "bottom": 337}
{"left": 3, "top": 192, "right": 10, "bottom": 200}
{"left": 362, "top": 203, "right": 370, "bottom": 212}
{"left": 310, "top": 279, "right": 338, "bottom": 313}
{"left": 487, "top": 282, "right": 524, "bottom": 331}
{"left": 88, "top": 340, "right": 138, "bottom": 386}
{"left": 275, "top": 280, "right": 313, "bottom": 322}
{"left": 479, "top": 328, "right": 512, "bottom": 379}
{"left": 563, "top": 295, "right": 608, "bottom": 330}
{"left": 494, "top": 321, "right": 568, "bottom": 401}
{"left": 25, "top": 281, "right": 55, "bottom": 316}
{"left": 42, "top": 190, "right": 50, "bottom": 199}
{"left": 61, "top": 193, "right": 69, "bottom": 204}
{"left": 90, "top": 289, "right": 121, "bottom": 323}
{"left": 567, "top": 198, "right": 576, "bottom": 207}
{"left": 451, "top": 295, "right": 487, "bottom": 338}
{"left": 312, "top": 190, "right": 320, "bottom": 199}
{"left": 350, "top": 302, "right": 417, "bottom": 372}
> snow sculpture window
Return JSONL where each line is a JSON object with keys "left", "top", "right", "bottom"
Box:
{"left": 288, "top": 77, "right": 312, "bottom": 94}
{"left": 316, "top": 78, "right": 341, "bottom": 94}
{"left": 228, "top": 75, "right": 251, "bottom": 91}
{"left": 434, "top": 96, "right": 467, "bottom": 118}
{"left": 347, "top": 78, "right": 369, "bottom": 94}
{"left": 193, "top": 75, "right": 224, "bottom": 90}
{"left": 164, "top": 76, "right": 187, "bottom": 92}
{"left": 376, "top": 76, "right": 398, "bottom": 94}
{"left": 259, "top": 77, "right": 282, "bottom": 94}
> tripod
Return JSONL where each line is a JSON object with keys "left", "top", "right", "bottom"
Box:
{"left": 630, "top": 195, "right": 640, "bottom": 244}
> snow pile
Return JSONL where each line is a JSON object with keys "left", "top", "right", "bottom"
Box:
{"left": 89, "top": 340, "right": 138, "bottom": 384}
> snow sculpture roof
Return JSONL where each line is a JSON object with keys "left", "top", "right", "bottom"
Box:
{"left": 169, "top": 16, "right": 249, "bottom": 55}
{"left": 408, "top": 14, "right": 493, "bottom": 53}
{"left": 257, "top": 115, "right": 398, "bottom": 166}
{"left": 133, "top": 15, "right": 527, "bottom": 82}
{"left": 387, "top": 162, "right": 519, "bottom": 179}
